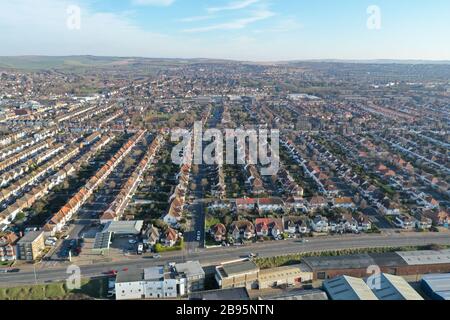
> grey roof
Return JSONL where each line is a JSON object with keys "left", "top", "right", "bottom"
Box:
{"left": 303, "top": 254, "right": 376, "bottom": 271}
{"left": 102, "top": 220, "right": 144, "bottom": 235}
{"left": 370, "top": 273, "right": 423, "bottom": 300}
{"left": 176, "top": 261, "right": 205, "bottom": 278}
{"left": 421, "top": 273, "right": 450, "bottom": 300}
{"left": 396, "top": 250, "right": 450, "bottom": 266}
{"left": 263, "top": 289, "right": 329, "bottom": 301}
{"left": 17, "top": 231, "right": 44, "bottom": 243}
{"left": 144, "top": 266, "right": 166, "bottom": 281}
{"left": 93, "top": 232, "right": 112, "bottom": 250}
{"left": 221, "top": 260, "right": 259, "bottom": 277}
{"left": 116, "top": 268, "right": 144, "bottom": 283}
{"left": 189, "top": 288, "right": 250, "bottom": 300}
{"left": 369, "top": 252, "right": 408, "bottom": 267}
{"left": 323, "top": 276, "right": 379, "bottom": 300}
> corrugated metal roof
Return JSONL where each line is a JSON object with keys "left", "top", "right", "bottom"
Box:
{"left": 421, "top": 273, "right": 450, "bottom": 300}
{"left": 323, "top": 276, "right": 379, "bottom": 300}
{"left": 371, "top": 273, "right": 423, "bottom": 300}
{"left": 396, "top": 250, "right": 450, "bottom": 265}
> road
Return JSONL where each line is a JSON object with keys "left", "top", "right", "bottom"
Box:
{"left": 1, "top": 232, "right": 449, "bottom": 287}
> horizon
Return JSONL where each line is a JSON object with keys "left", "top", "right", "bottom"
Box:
{"left": 1, "top": 55, "right": 450, "bottom": 64}
{"left": 0, "top": 0, "right": 449, "bottom": 61}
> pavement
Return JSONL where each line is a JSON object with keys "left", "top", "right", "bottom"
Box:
{"left": 1, "top": 232, "right": 449, "bottom": 287}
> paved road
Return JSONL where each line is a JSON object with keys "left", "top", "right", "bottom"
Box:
{"left": 1, "top": 233, "right": 449, "bottom": 287}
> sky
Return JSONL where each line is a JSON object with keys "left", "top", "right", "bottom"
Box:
{"left": 0, "top": 0, "right": 449, "bottom": 61}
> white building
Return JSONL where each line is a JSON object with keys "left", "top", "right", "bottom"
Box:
{"left": 115, "top": 262, "right": 205, "bottom": 300}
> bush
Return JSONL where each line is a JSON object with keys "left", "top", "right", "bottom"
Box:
{"left": 154, "top": 239, "right": 185, "bottom": 253}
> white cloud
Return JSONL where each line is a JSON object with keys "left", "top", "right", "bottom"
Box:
{"left": 0, "top": 0, "right": 174, "bottom": 57}
{"left": 183, "top": 9, "right": 275, "bottom": 33}
{"left": 131, "top": 0, "right": 175, "bottom": 6}
{"left": 207, "top": 0, "right": 260, "bottom": 13}
{"left": 178, "top": 15, "right": 216, "bottom": 23}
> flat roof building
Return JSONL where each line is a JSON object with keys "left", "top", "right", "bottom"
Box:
{"left": 303, "top": 250, "right": 450, "bottom": 280}
{"left": 175, "top": 261, "right": 205, "bottom": 293}
{"left": 190, "top": 288, "right": 250, "bottom": 300}
{"left": 102, "top": 220, "right": 144, "bottom": 235}
{"left": 16, "top": 230, "right": 45, "bottom": 261}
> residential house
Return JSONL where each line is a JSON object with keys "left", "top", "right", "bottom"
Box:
{"left": 229, "top": 220, "right": 255, "bottom": 241}
{"left": 0, "top": 232, "right": 18, "bottom": 261}
{"left": 257, "top": 198, "right": 285, "bottom": 213}
{"left": 210, "top": 224, "right": 227, "bottom": 242}
{"left": 236, "top": 198, "right": 257, "bottom": 211}
{"left": 393, "top": 215, "right": 416, "bottom": 230}
{"left": 255, "top": 218, "right": 283, "bottom": 239}
{"left": 311, "top": 215, "right": 329, "bottom": 233}
{"left": 308, "top": 196, "right": 328, "bottom": 210}
{"left": 333, "top": 197, "right": 356, "bottom": 210}
{"left": 163, "top": 228, "right": 179, "bottom": 247}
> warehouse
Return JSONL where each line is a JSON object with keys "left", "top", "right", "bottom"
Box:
{"left": 323, "top": 273, "right": 423, "bottom": 300}
{"left": 303, "top": 250, "right": 450, "bottom": 280}
{"left": 421, "top": 273, "right": 450, "bottom": 300}
{"left": 258, "top": 264, "right": 313, "bottom": 289}
{"left": 370, "top": 273, "right": 423, "bottom": 300}
{"left": 323, "top": 275, "right": 379, "bottom": 300}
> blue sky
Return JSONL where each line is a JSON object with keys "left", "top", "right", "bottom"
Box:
{"left": 0, "top": 0, "right": 449, "bottom": 60}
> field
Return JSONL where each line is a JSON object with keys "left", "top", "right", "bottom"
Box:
{"left": 0, "top": 278, "right": 107, "bottom": 300}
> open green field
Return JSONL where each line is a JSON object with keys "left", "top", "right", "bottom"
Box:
{"left": 0, "top": 278, "right": 107, "bottom": 300}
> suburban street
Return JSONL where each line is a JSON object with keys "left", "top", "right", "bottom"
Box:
{"left": 1, "top": 232, "right": 449, "bottom": 287}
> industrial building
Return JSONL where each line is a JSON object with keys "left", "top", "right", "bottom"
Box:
{"left": 115, "top": 261, "right": 202, "bottom": 300}
{"left": 323, "top": 273, "right": 423, "bottom": 300}
{"left": 370, "top": 273, "right": 423, "bottom": 300}
{"left": 302, "top": 249, "right": 450, "bottom": 280}
{"left": 189, "top": 288, "right": 250, "bottom": 300}
{"left": 323, "top": 275, "right": 379, "bottom": 300}
{"left": 421, "top": 273, "right": 450, "bottom": 300}
{"left": 215, "top": 260, "right": 313, "bottom": 290}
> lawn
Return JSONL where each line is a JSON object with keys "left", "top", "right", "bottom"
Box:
{"left": 0, "top": 278, "right": 107, "bottom": 300}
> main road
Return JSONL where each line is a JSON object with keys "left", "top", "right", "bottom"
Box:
{"left": 1, "top": 233, "right": 449, "bottom": 287}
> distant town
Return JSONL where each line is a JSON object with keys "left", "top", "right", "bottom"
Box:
{"left": 0, "top": 56, "right": 449, "bottom": 301}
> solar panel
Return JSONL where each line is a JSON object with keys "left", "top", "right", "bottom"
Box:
{"left": 93, "top": 231, "right": 112, "bottom": 250}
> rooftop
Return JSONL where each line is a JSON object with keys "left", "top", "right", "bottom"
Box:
{"left": 370, "top": 273, "right": 423, "bottom": 300}
{"left": 396, "top": 249, "right": 450, "bottom": 266}
{"left": 102, "top": 220, "right": 144, "bottom": 235}
{"left": 220, "top": 260, "right": 259, "bottom": 278}
{"left": 189, "top": 288, "right": 250, "bottom": 301}
{"left": 116, "top": 268, "right": 144, "bottom": 283}
{"left": 175, "top": 261, "right": 205, "bottom": 278}
{"left": 323, "top": 275, "right": 379, "bottom": 300}
{"left": 17, "top": 230, "right": 44, "bottom": 243}
{"left": 421, "top": 273, "right": 450, "bottom": 300}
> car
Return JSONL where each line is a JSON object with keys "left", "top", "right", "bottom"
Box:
{"left": 152, "top": 254, "right": 161, "bottom": 259}
{"left": 0, "top": 269, "right": 8, "bottom": 273}
{"left": 8, "top": 268, "right": 20, "bottom": 273}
